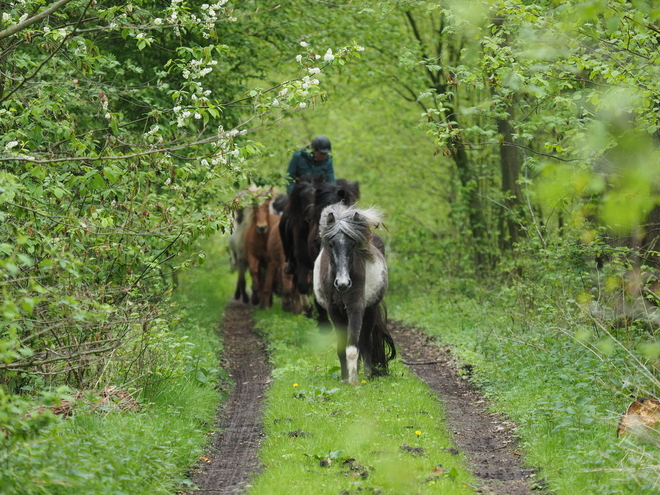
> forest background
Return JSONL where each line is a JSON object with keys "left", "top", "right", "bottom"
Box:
{"left": 2, "top": 0, "right": 660, "bottom": 493}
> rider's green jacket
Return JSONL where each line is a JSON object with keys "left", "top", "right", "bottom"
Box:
{"left": 286, "top": 147, "right": 335, "bottom": 193}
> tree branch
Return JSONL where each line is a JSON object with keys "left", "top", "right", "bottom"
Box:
{"left": 0, "top": 0, "right": 75, "bottom": 41}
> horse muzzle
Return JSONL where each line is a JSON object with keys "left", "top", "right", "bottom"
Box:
{"left": 334, "top": 276, "right": 352, "bottom": 292}
{"left": 256, "top": 225, "right": 268, "bottom": 235}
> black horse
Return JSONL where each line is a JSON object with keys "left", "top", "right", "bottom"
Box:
{"left": 279, "top": 174, "right": 325, "bottom": 314}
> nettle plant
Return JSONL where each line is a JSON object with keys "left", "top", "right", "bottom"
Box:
{"left": 0, "top": 0, "right": 364, "bottom": 402}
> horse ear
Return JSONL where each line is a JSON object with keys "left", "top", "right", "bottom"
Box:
{"left": 352, "top": 212, "right": 361, "bottom": 223}
{"left": 327, "top": 212, "right": 335, "bottom": 225}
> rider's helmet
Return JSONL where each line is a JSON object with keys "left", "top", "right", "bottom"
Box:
{"left": 311, "top": 135, "right": 332, "bottom": 153}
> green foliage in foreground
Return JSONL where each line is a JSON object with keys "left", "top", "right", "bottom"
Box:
{"left": 0, "top": 240, "right": 232, "bottom": 494}
{"left": 249, "top": 309, "right": 476, "bottom": 495}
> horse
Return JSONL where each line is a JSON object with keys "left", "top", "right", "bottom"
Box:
{"left": 265, "top": 214, "right": 302, "bottom": 314}
{"left": 307, "top": 179, "right": 361, "bottom": 261}
{"left": 305, "top": 179, "right": 360, "bottom": 326}
{"left": 279, "top": 174, "right": 325, "bottom": 314}
{"left": 243, "top": 187, "right": 278, "bottom": 309}
{"left": 313, "top": 203, "right": 396, "bottom": 384}
{"left": 228, "top": 189, "right": 256, "bottom": 304}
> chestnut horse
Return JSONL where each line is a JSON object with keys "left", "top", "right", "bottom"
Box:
{"left": 243, "top": 187, "right": 277, "bottom": 309}
{"left": 265, "top": 214, "right": 302, "bottom": 314}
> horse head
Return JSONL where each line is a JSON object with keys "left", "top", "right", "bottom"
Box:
{"left": 251, "top": 186, "right": 275, "bottom": 235}
{"left": 320, "top": 205, "right": 382, "bottom": 293}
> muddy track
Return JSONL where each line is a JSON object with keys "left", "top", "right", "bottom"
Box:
{"left": 187, "top": 301, "right": 542, "bottom": 494}
{"left": 187, "top": 300, "right": 272, "bottom": 494}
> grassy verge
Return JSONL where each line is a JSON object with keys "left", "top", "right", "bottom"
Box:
{"left": 389, "top": 287, "right": 650, "bottom": 495}
{"left": 248, "top": 306, "right": 476, "bottom": 495}
{"left": 0, "top": 239, "right": 232, "bottom": 495}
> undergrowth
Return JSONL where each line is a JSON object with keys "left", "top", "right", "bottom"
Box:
{"left": 0, "top": 239, "right": 231, "bottom": 494}
{"left": 388, "top": 236, "right": 660, "bottom": 494}
{"left": 249, "top": 307, "right": 476, "bottom": 495}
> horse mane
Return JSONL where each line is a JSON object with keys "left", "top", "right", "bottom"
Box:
{"left": 284, "top": 174, "right": 324, "bottom": 224}
{"left": 319, "top": 204, "right": 383, "bottom": 262}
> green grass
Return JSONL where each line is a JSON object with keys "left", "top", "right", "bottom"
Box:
{"left": 0, "top": 239, "right": 233, "bottom": 495}
{"left": 248, "top": 308, "right": 476, "bottom": 495}
{"left": 389, "top": 288, "right": 652, "bottom": 495}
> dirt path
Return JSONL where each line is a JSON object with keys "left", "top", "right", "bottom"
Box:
{"left": 389, "top": 321, "right": 543, "bottom": 495}
{"left": 187, "top": 301, "right": 543, "bottom": 494}
{"left": 187, "top": 300, "right": 272, "bottom": 494}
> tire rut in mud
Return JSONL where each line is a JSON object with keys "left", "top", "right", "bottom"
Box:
{"left": 390, "top": 321, "right": 544, "bottom": 495}
{"left": 187, "top": 300, "right": 272, "bottom": 494}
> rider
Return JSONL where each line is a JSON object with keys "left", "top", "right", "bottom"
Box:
{"left": 285, "top": 135, "right": 335, "bottom": 194}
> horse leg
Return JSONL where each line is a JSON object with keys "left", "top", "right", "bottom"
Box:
{"left": 314, "top": 299, "right": 332, "bottom": 333}
{"left": 334, "top": 326, "right": 349, "bottom": 382}
{"left": 359, "top": 307, "right": 378, "bottom": 377}
{"left": 247, "top": 255, "right": 260, "bottom": 306}
{"left": 345, "top": 308, "right": 365, "bottom": 385}
{"left": 280, "top": 216, "right": 296, "bottom": 275}
{"left": 235, "top": 258, "right": 248, "bottom": 303}
{"left": 262, "top": 259, "right": 277, "bottom": 310}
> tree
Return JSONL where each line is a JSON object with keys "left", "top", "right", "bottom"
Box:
{"left": 0, "top": 0, "right": 363, "bottom": 390}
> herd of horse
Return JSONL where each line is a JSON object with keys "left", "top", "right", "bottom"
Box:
{"left": 228, "top": 175, "right": 396, "bottom": 384}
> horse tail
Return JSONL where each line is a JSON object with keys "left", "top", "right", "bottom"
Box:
{"left": 370, "top": 301, "right": 396, "bottom": 375}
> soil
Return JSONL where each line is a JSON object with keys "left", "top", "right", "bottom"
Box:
{"left": 186, "top": 300, "right": 545, "bottom": 494}
{"left": 186, "top": 300, "right": 272, "bottom": 494}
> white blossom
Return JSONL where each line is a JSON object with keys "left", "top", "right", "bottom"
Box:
{"left": 5, "top": 141, "right": 18, "bottom": 150}
{"left": 105, "top": 113, "right": 112, "bottom": 120}
{"left": 300, "top": 41, "right": 309, "bottom": 48}
{"left": 154, "top": 18, "right": 163, "bottom": 25}
{"left": 299, "top": 102, "right": 307, "bottom": 108}
{"left": 324, "top": 49, "right": 334, "bottom": 61}
{"left": 2, "top": 13, "right": 11, "bottom": 21}
{"left": 355, "top": 45, "right": 365, "bottom": 52}
{"left": 279, "top": 88, "right": 288, "bottom": 97}
{"left": 295, "top": 54, "right": 302, "bottom": 62}
{"left": 194, "top": 112, "right": 202, "bottom": 119}
{"left": 308, "top": 67, "right": 321, "bottom": 75}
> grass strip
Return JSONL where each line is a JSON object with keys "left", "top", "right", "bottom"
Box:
{"left": 248, "top": 307, "right": 476, "bottom": 495}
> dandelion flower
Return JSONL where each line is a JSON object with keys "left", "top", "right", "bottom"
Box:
{"left": 415, "top": 430, "right": 422, "bottom": 436}
{"left": 293, "top": 383, "right": 298, "bottom": 387}
{"left": 361, "top": 380, "right": 366, "bottom": 384}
